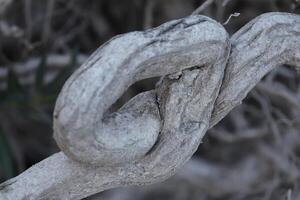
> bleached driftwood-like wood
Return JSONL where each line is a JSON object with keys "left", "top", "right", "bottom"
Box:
{"left": 0, "top": 12, "right": 299, "bottom": 200}
{"left": 211, "top": 12, "right": 300, "bottom": 126}
{"left": 0, "top": 14, "right": 230, "bottom": 200}
{"left": 53, "top": 15, "right": 229, "bottom": 166}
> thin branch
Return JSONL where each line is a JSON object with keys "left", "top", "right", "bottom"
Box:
{"left": 191, "top": 0, "right": 215, "bottom": 15}
{"left": 42, "top": 0, "right": 55, "bottom": 43}
{"left": 0, "top": 0, "right": 12, "bottom": 15}
{"left": 143, "top": 0, "right": 156, "bottom": 30}
{"left": 24, "top": 0, "right": 33, "bottom": 41}
{"left": 223, "top": 12, "right": 240, "bottom": 25}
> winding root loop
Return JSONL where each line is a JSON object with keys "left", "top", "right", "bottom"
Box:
{"left": 0, "top": 12, "right": 300, "bottom": 200}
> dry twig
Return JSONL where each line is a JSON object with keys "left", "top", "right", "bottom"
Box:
{"left": 191, "top": 0, "right": 215, "bottom": 15}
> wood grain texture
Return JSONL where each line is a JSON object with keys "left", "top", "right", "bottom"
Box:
{"left": 0, "top": 12, "right": 299, "bottom": 200}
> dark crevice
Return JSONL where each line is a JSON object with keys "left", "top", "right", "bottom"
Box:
{"left": 107, "top": 77, "right": 159, "bottom": 113}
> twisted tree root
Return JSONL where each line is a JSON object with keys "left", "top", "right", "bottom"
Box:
{"left": 0, "top": 12, "right": 299, "bottom": 200}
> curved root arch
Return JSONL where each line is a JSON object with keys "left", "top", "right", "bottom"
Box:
{"left": 0, "top": 12, "right": 299, "bottom": 200}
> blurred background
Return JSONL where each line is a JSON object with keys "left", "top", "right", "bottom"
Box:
{"left": 0, "top": 0, "right": 300, "bottom": 199}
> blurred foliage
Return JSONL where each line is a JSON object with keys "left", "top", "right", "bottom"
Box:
{"left": 0, "top": 128, "right": 14, "bottom": 180}
{"left": 0, "top": 50, "right": 79, "bottom": 182}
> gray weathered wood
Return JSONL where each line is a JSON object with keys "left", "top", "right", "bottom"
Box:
{"left": 0, "top": 12, "right": 299, "bottom": 200}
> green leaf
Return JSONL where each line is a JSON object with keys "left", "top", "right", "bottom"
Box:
{"left": 0, "top": 128, "right": 15, "bottom": 180}
{"left": 45, "top": 50, "right": 79, "bottom": 94}
{"left": 7, "top": 69, "right": 23, "bottom": 94}
{"left": 35, "top": 54, "right": 48, "bottom": 92}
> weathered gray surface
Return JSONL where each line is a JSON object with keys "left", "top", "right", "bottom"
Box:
{"left": 53, "top": 14, "right": 229, "bottom": 167}
{"left": 211, "top": 12, "right": 300, "bottom": 126}
{"left": 0, "top": 12, "right": 299, "bottom": 200}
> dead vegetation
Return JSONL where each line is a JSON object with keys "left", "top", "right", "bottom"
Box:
{"left": 0, "top": 1, "right": 300, "bottom": 200}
